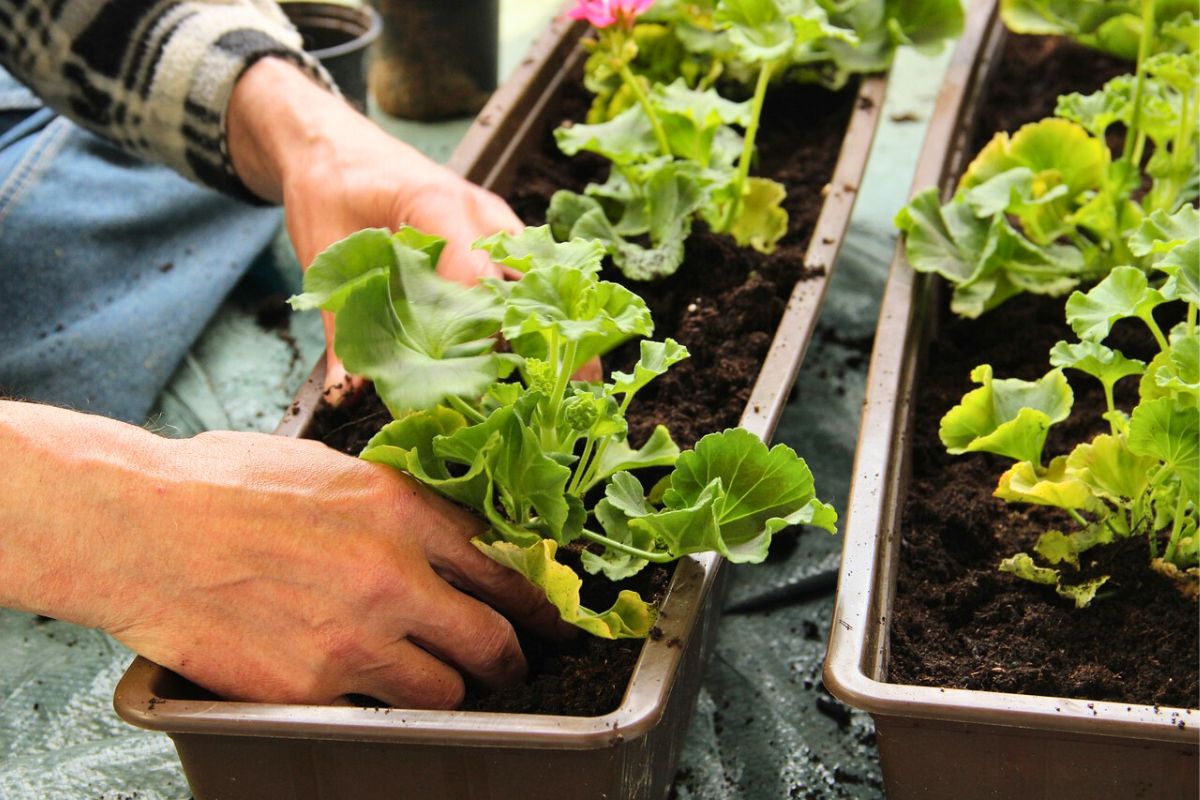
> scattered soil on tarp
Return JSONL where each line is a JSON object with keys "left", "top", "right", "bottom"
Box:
{"left": 507, "top": 77, "right": 859, "bottom": 448}
{"left": 306, "top": 76, "right": 858, "bottom": 716}
{"left": 888, "top": 37, "right": 1198, "bottom": 709}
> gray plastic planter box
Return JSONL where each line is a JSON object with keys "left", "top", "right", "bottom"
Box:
{"left": 823, "top": 2, "right": 1200, "bottom": 798}
{"left": 114, "top": 10, "right": 887, "bottom": 800}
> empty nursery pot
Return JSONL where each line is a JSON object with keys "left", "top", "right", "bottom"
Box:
{"left": 281, "top": 1, "right": 382, "bottom": 112}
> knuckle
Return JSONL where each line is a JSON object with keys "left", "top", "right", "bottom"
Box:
{"left": 272, "top": 669, "right": 335, "bottom": 705}
{"left": 320, "top": 623, "right": 372, "bottom": 672}
{"left": 425, "top": 673, "right": 466, "bottom": 710}
{"left": 472, "top": 613, "right": 520, "bottom": 669}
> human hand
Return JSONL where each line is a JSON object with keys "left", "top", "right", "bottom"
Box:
{"left": 227, "top": 58, "right": 523, "bottom": 401}
{"left": 0, "top": 402, "right": 562, "bottom": 708}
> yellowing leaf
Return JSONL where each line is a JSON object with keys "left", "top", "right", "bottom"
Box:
{"left": 996, "top": 457, "right": 1100, "bottom": 511}
{"left": 472, "top": 536, "right": 656, "bottom": 639}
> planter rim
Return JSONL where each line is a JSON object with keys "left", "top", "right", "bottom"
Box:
{"left": 823, "top": 0, "right": 1199, "bottom": 748}
{"left": 281, "top": 1, "right": 382, "bottom": 61}
{"left": 115, "top": 10, "right": 888, "bottom": 751}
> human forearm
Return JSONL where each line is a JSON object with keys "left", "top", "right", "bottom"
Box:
{"left": 0, "top": 400, "right": 563, "bottom": 706}
{"left": 0, "top": 401, "right": 172, "bottom": 630}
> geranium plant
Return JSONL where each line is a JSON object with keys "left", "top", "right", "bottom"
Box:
{"left": 291, "top": 225, "right": 836, "bottom": 637}
{"left": 938, "top": 205, "right": 1199, "bottom": 606}
{"left": 587, "top": 0, "right": 963, "bottom": 110}
{"left": 552, "top": 0, "right": 962, "bottom": 281}
{"left": 897, "top": 0, "right": 1198, "bottom": 317}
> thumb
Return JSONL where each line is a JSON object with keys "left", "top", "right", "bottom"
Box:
{"left": 321, "top": 311, "right": 364, "bottom": 405}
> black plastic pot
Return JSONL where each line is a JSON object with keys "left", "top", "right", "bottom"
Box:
{"left": 823, "top": 2, "right": 1200, "bottom": 798}
{"left": 282, "top": 1, "right": 382, "bottom": 112}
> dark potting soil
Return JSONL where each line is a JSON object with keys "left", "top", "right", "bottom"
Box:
{"left": 506, "top": 76, "right": 859, "bottom": 449}
{"left": 969, "top": 33, "right": 1129, "bottom": 154}
{"left": 887, "top": 37, "right": 1199, "bottom": 709}
{"left": 305, "top": 75, "right": 858, "bottom": 716}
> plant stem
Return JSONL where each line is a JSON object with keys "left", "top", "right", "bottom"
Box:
{"left": 1140, "top": 310, "right": 1169, "bottom": 352}
{"left": 1122, "top": 0, "right": 1156, "bottom": 167}
{"left": 1103, "top": 381, "right": 1118, "bottom": 436}
{"left": 1188, "top": 303, "right": 1197, "bottom": 337}
{"left": 568, "top": 434, "right": 597, "bottom": 496}
{"left": 542, "top": 339, "right": 579, "bottom": 450}
{"left": 581, "top": 528, "right": 673, "bottom": 563}
{"left": 617, "top": 63, "right": 671, "bottom": 157}
{"left": 1164, "top": 489, "right": 1189, "bottom": 562}
{"left": 1067, "top": 508, "right": 1090, "bottom": 527}
{"left": 577, "top": 392, "right": 636, "bottom": 493}
{"left": 447, "top": 394, "right": 486, "bottom": 424}
{"left": 723, "top": 59, "right": 775, "bottom": 231}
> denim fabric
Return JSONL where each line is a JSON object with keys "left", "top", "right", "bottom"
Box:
{"left": 0, "top": 68, "right": 283, "bottom": 424}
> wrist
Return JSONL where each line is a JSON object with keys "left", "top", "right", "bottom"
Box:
{"left": 228, "top": 57, "right": 351, "bottom": 203}
{"left": 0, "top": 403, "right": 177, "bottom": 631}
{"left": 228, "top": 57, "right": 438, "bottom": 208}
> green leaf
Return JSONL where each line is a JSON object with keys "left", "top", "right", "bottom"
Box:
{"left": 554, "top": 105, "right": 659, "bottom": 165}
{"left": 549, "top": 178, "right": 696, "bottom": 281}
{"left": 1049, "top": 339, "right": 1146, "bottom": 391}
{"left": 653, "top": 79, "right": 750, "bottom": 166}
{"left": 995, "top": 456, "right": 1101, "bottom": 511}
{"left": 939, "top": 365, "right": 1074, "bottom": 465}
{"left": 715, "top": 0, "right": 797, "bottom": 63}
{"left": 631, "top": 428, "right": 837, "bottom": 563}
{"left": 1128, "top": 396, "right": 1200, "bottom": 500}
{"left": 473, "top": 226, "right": 606, "bottom": 275}
{"left": 586, "top": 472, "right": 662, "bottom": 580}
{"left": 886, "top": 0, "right": 965, "bottom": 52}
{"left": 727, "top": 176, "right": 789, "bottom": 253}
{"left": 611, "top": 338, "right": 691, "bottom": 397}
{"left": 435, "top": 400, "right": 583, "bottom": 545}
{"left": 1129, "top": 205, "right": 1199, "bottom": 259}
{"left": 896, "top": 189, "right": 1083, "bottom": 318}
{"left": 360, "top": 407, "right": 491, "bottom": 512}
{"left": 1156, "top": 239, "right": 1200, "bottom": 306}
{"left": 1065, "top": 266, "right": 1167, "bottom": 342}
{"left": 503, "top": 263, "right": 654, "bottom": 357}
{"left": 998, "top": 552, "right": 1059, "bottom": 586}
{"left": 1066, "top": 433, "right": 1158, "bottom": 504}
{"left": 1055, "top": 76, "right": 1134, "bottom": 139}
{"left": 585, "top": 424, "right": 681, "bottom": 491}
{"left": 1155, "top": 329, "right": 1200, "bottom": 400}
{"left": 290, "top": 227, "right": 444, "bottom": 313}
{"left": 473, "top": 536, "right": 656, "bottom": 638}
{"left": 332, "top": 268, "right": 509, "bottom": 416}
{"left": 896, "top": 188, "right": 991, "bottom": 284}
{"left": 961, "top": 118, "right": 1109, "bottom": 202}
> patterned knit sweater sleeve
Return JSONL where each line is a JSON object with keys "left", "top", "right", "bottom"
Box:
{"left": 0, "top": 0, "right": 336, "bottom": 202}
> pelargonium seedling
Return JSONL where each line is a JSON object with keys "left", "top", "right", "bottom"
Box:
{"left": 291, "top": 225, "right": 837, "bottom": 637}
{"left": 938, "top": 205, "right": 1199, "bottom": 606}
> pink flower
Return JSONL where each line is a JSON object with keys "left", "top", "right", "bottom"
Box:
{"left": 567, "top": 0, "right": 655, "bottom": 30}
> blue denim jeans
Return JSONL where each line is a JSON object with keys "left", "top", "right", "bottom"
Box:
{"left": 0, "top": 69, "right": 283, "bottom": 424}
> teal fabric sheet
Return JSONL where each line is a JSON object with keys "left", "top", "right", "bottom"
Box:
{"left": 0, "top": 1, "right": 953, "bottom": 795}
